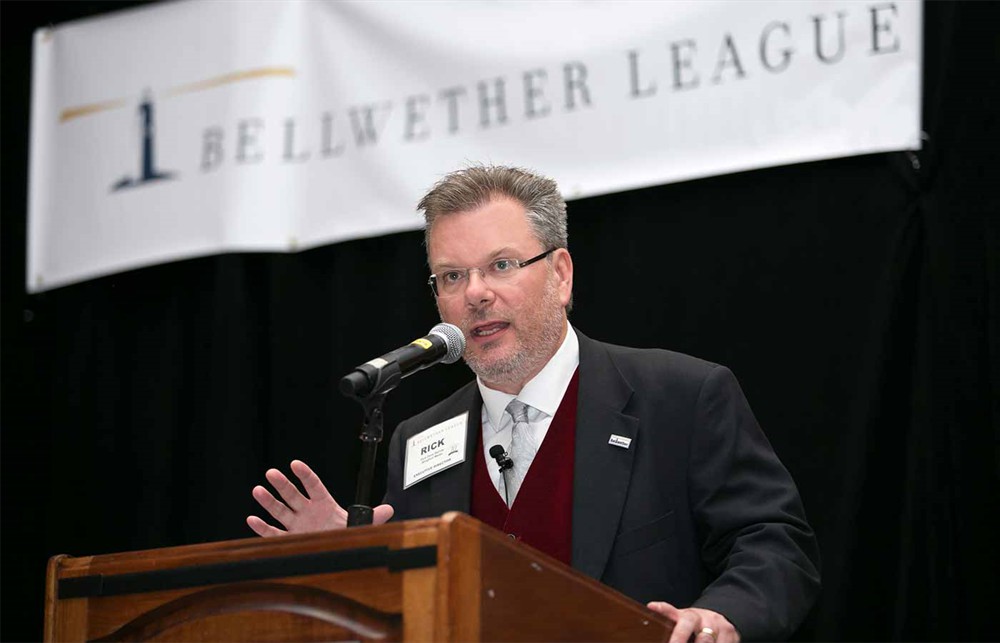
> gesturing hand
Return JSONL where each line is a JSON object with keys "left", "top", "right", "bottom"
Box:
{"left": 247, "top": 459, "right": 394, "bottom": 537}
{"left": 647, "top": 602, "right": 740, "bottom": 643}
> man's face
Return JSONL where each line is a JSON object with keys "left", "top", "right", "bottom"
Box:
{"left": 427, "top": 197, "right": 573, "bottom": 392}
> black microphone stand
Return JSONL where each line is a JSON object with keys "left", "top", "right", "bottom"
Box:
{"left": 343, "top": 362, "right": 402, "bottom": 527}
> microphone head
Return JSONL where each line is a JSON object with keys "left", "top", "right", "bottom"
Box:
{"left": 429, "top": 323, "right": 465, "bottom": 364}
{"left": 488, "top": 445, "right": 506, "bottom": 459}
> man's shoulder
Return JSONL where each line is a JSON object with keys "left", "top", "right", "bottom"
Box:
{"left": 579, "top": 331, "right": 723, "bottom": 384}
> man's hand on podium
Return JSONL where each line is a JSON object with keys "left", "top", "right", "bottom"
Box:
{"left": 647, "top": 602, "right": 740, "bottom": 643}
{"left": 247, "top": 459, "right": 394, "bottom": 537}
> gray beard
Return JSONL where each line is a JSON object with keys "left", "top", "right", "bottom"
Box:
{"left": 461, "top": 283, "right": 565, "bottom": 388}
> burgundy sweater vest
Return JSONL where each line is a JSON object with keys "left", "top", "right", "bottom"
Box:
{"left": 470, "top": 371, "right": 579, "bottom": 566}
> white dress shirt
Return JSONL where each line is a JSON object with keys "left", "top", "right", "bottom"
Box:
{"left": 477, "top": 321, "right": 580, "bottom": 494}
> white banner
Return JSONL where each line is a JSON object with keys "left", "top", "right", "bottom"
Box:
{"left": 28, "top": 0, "right": 922, "bottom": 292}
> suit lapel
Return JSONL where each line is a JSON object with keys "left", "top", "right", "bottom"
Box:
{"left": 425, "top": 383, "right": 482, "bottom": 516}
{"left": 571, "top": 331, "right": 639, "bottom": 580}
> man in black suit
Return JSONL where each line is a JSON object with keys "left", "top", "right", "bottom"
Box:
{"left": 249, "top": 165, "right": 820, "bottom": 642}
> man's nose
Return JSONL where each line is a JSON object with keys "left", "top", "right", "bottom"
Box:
{"left": 464, "top": 269, "right": 495, "bottom": 306}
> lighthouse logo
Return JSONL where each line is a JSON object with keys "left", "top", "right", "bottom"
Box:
{"left": 111, "top": 91, "right": 176, "bottom": 191}
{"left": 54, "top": 68, "right": 295, "bottom": 194}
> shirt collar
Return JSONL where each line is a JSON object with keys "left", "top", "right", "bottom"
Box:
{"left": 477, "top": 321, "right": 580, "bottom": 431}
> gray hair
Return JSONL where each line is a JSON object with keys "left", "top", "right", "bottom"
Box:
{"left": 417, "top": 165, "right": 568, "bottom": 252}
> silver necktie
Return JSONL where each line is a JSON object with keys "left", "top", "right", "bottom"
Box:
{"left": 503, "top": 399, "right": 538, "bottom": 507}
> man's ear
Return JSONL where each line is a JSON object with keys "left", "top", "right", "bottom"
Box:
{"left": 552, "top": 248, "right": 573, "bottom": 307}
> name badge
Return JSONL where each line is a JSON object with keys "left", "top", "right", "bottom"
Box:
{"left": 608, "top": 434, "right": 632, "bottom": 449}
{"left": 403, "top": 412, "right": 468, "bottom": 489}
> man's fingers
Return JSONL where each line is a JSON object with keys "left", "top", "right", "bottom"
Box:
{"left": 648, "top": 601, "right": 687, "bottom": 643}
{"left": 265, "top": 468, "right": 308, "bottom": 511}
{"left": 647, "top": 601, "right": 680, "bottom": 620}
{"left": 290, "top": 460, "right": 337, "bottom": 506}
{"left": 252, "top": 485, "right": 296, "bottom": 526}
{"left": 373, "top": 504, "right": 395, "bottom": 525}
{"left": 665, "top": 609, "right": 701, "bottom": 643}
{"left": 647, "top": 605, "right": 736, "bottom": 643}
{"left": 246, "top": 515, "right": 287, "bottom": 538}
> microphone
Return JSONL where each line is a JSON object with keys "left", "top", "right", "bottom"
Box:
{"left": 489, "top": 445, "right": 513, "bottom": 473}
{"left": 339, "top": 323, "right": 465, "bottom": 398}
{"left": 489, "top": 445, "right": 514, "bottom": 507}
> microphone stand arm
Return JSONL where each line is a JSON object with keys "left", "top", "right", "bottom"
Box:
{"left": 345, "top": 362, "right": 401, "bottom": 527}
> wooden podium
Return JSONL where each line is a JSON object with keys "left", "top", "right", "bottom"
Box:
{"left": 45, "top": 512, "right": 672, "bottom": 641}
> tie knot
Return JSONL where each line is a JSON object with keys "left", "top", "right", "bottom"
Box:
{"left": 506, "top": 399, "right": 530, "bottom": 425}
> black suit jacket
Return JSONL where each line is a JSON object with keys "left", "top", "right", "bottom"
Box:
{"left": 384, "top": 329, "right": 820, "bottom": 640}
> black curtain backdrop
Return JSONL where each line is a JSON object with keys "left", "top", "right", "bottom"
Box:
{"left": 2, "top": 2, "right": 997, "bottom": 641}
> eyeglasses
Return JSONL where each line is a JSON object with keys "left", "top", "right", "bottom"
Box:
{"left": 427, "top": 248, "right": 556, "bottom": 297}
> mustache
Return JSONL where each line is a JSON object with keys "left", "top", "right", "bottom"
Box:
{"left": 461, "top": 306, "right": 509, "bottom": 328}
